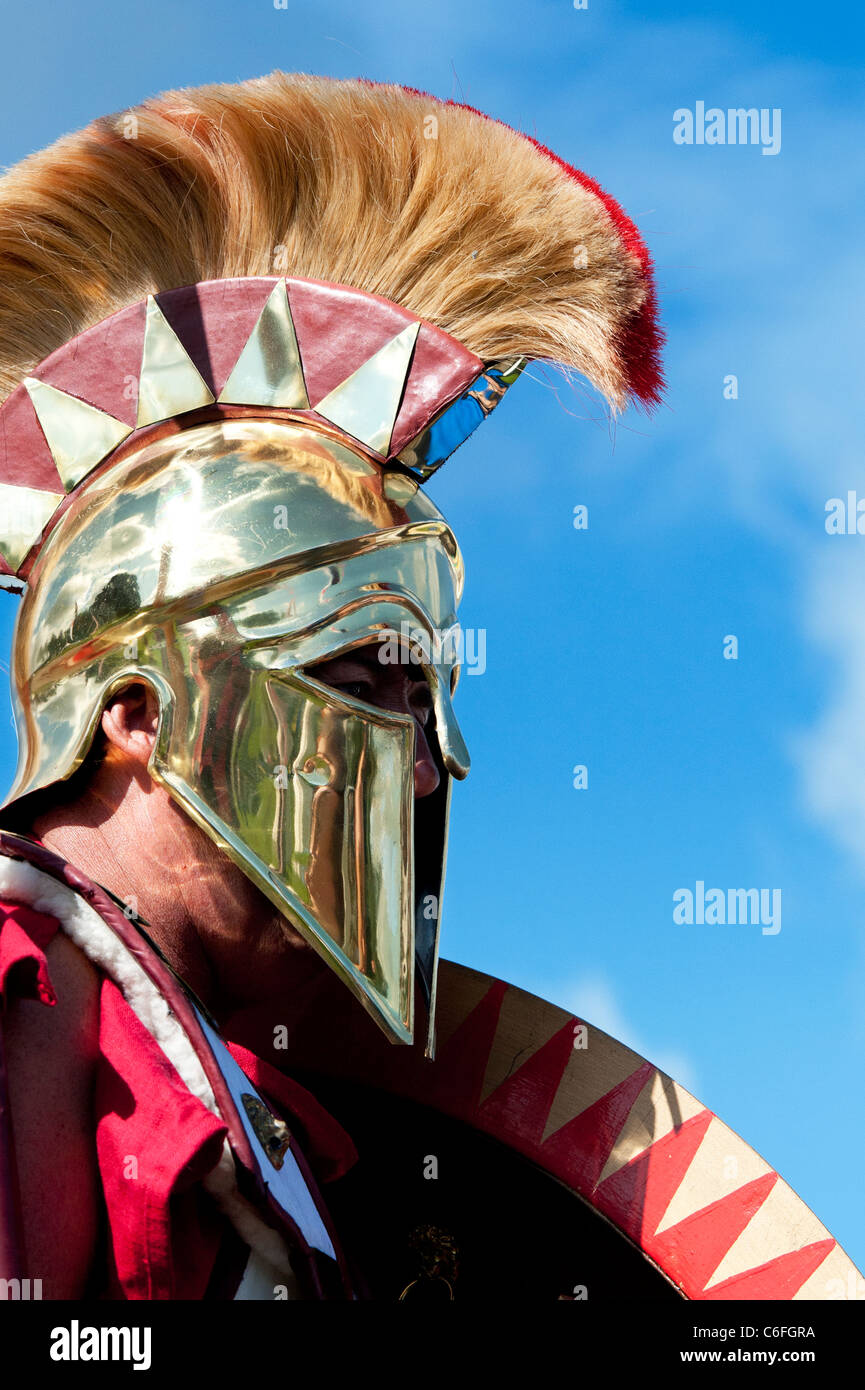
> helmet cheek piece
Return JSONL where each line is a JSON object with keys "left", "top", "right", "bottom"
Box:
{"left": 152, "top": 663, "right": 420, "bottom": 1046}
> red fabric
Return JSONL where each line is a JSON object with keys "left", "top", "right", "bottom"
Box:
{"left": 0, "top": 895, "right": 356, "bottom": 1298}
{"left": 94, "top": 977, "right": 229, "bottom": 1299}
{"left": 0, "top": 899, "right": 59, "bottom": 1006}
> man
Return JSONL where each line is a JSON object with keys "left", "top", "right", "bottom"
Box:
{"left": 0, "top": 72, "right": 853, "bottom": 1303}
{"left": 2, "top": 652, "right": 435, "bottom": 1297}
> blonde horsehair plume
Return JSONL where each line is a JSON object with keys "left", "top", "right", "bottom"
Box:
{"left": 0, "top": 72, "right": 662, "bottom": 416}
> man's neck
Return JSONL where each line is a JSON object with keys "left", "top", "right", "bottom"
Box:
{"left": 9, "top": 765, "right": 327, "bottom": 1028}
{"left": 8, "top": 760, "right": 228, "bottom": 1012}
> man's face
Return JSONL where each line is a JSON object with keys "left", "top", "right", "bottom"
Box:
{"left": 304, "top": 642, "right": 441, "bottom": 799}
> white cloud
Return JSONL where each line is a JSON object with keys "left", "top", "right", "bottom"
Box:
{"left": 532, "top": 970, "right": 700, "bottom": 1096}
{"left": 791, "top": 546, "right": 865, "bottom": 870}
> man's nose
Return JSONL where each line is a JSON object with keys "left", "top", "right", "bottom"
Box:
{"left": 413, "top": 722, "right": 440, "bottom": 799}
{"left": 386, "top": 682, "right": 440, "bottom": 798}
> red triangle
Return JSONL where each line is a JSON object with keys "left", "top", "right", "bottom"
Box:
{"left": 477, "top": 1020, "right": 580, "bottom": 1153}
{"left": 649, "top": 1170, "right": 778, "bottom": 1296}
{"left": 700, "top": 1238, "right": 836, "bottom": 1300}
{"left": 539, "top": 1060, "right": 655, "bottom": 1196}
{"left": 157, "top": 278, "right": 277, "bottom": 398}
{"left": 288, "top": 278, "right": 414, "bottom": 406}
{"left": 38, "top": 299, "right": 146, "bottom": 427}
{"left": 388, "top": 323, "right": 481, "bottom": 457}
{"left": 0, "top": 384, "right": 63, "bottom": 494}
{"left": 594, "top": 1108, "right": 714, "bottom": 1245}
{"left": 424, "top": 978, "right": 507, "bottom": 1118}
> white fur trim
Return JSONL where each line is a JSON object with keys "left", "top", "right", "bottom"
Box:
{"left": 0, "top": 855, "right": 297, "bottom": 1293}
{"left": 234, "top": 1248, "right": 300, "bottom": 1301}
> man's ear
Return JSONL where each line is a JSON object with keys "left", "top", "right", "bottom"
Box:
{"left": 100, "top": 684, "right": 160, "bottom": 767}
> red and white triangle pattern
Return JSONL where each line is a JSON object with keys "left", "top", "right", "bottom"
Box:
{"left": 423, "top": 968, "right": 863, "bottom": 1301}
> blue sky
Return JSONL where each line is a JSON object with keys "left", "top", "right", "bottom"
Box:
{"left": 1, "top": 0, "right": 864, "bottom": 1271}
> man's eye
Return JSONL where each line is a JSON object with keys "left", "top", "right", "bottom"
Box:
{"left": 335, "top": 680, "right": 371, "bottom": 701}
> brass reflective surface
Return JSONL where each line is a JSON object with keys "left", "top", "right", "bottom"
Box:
{"left": 23, "top": 378, "right": 132, "bottom": 492}
{"left": 218, "top": 280, "right": 309, "bottom": 410}
{"left": 0, "top": 481, "right": 64, "bottom": 572}
{"left": 7, "top": 419, "right": 468, "bottom": 1046}
{"left": 0, "top": 278, "right": 526, "bottom": 575}
{"left": 136, "top": 296, "right": 215, "bottom": 427}
{"left": 398, "top": 356, "right": 527, "bottom": 479}
{"left": 314, "top": 321, "right": 421, "bottom": 455}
